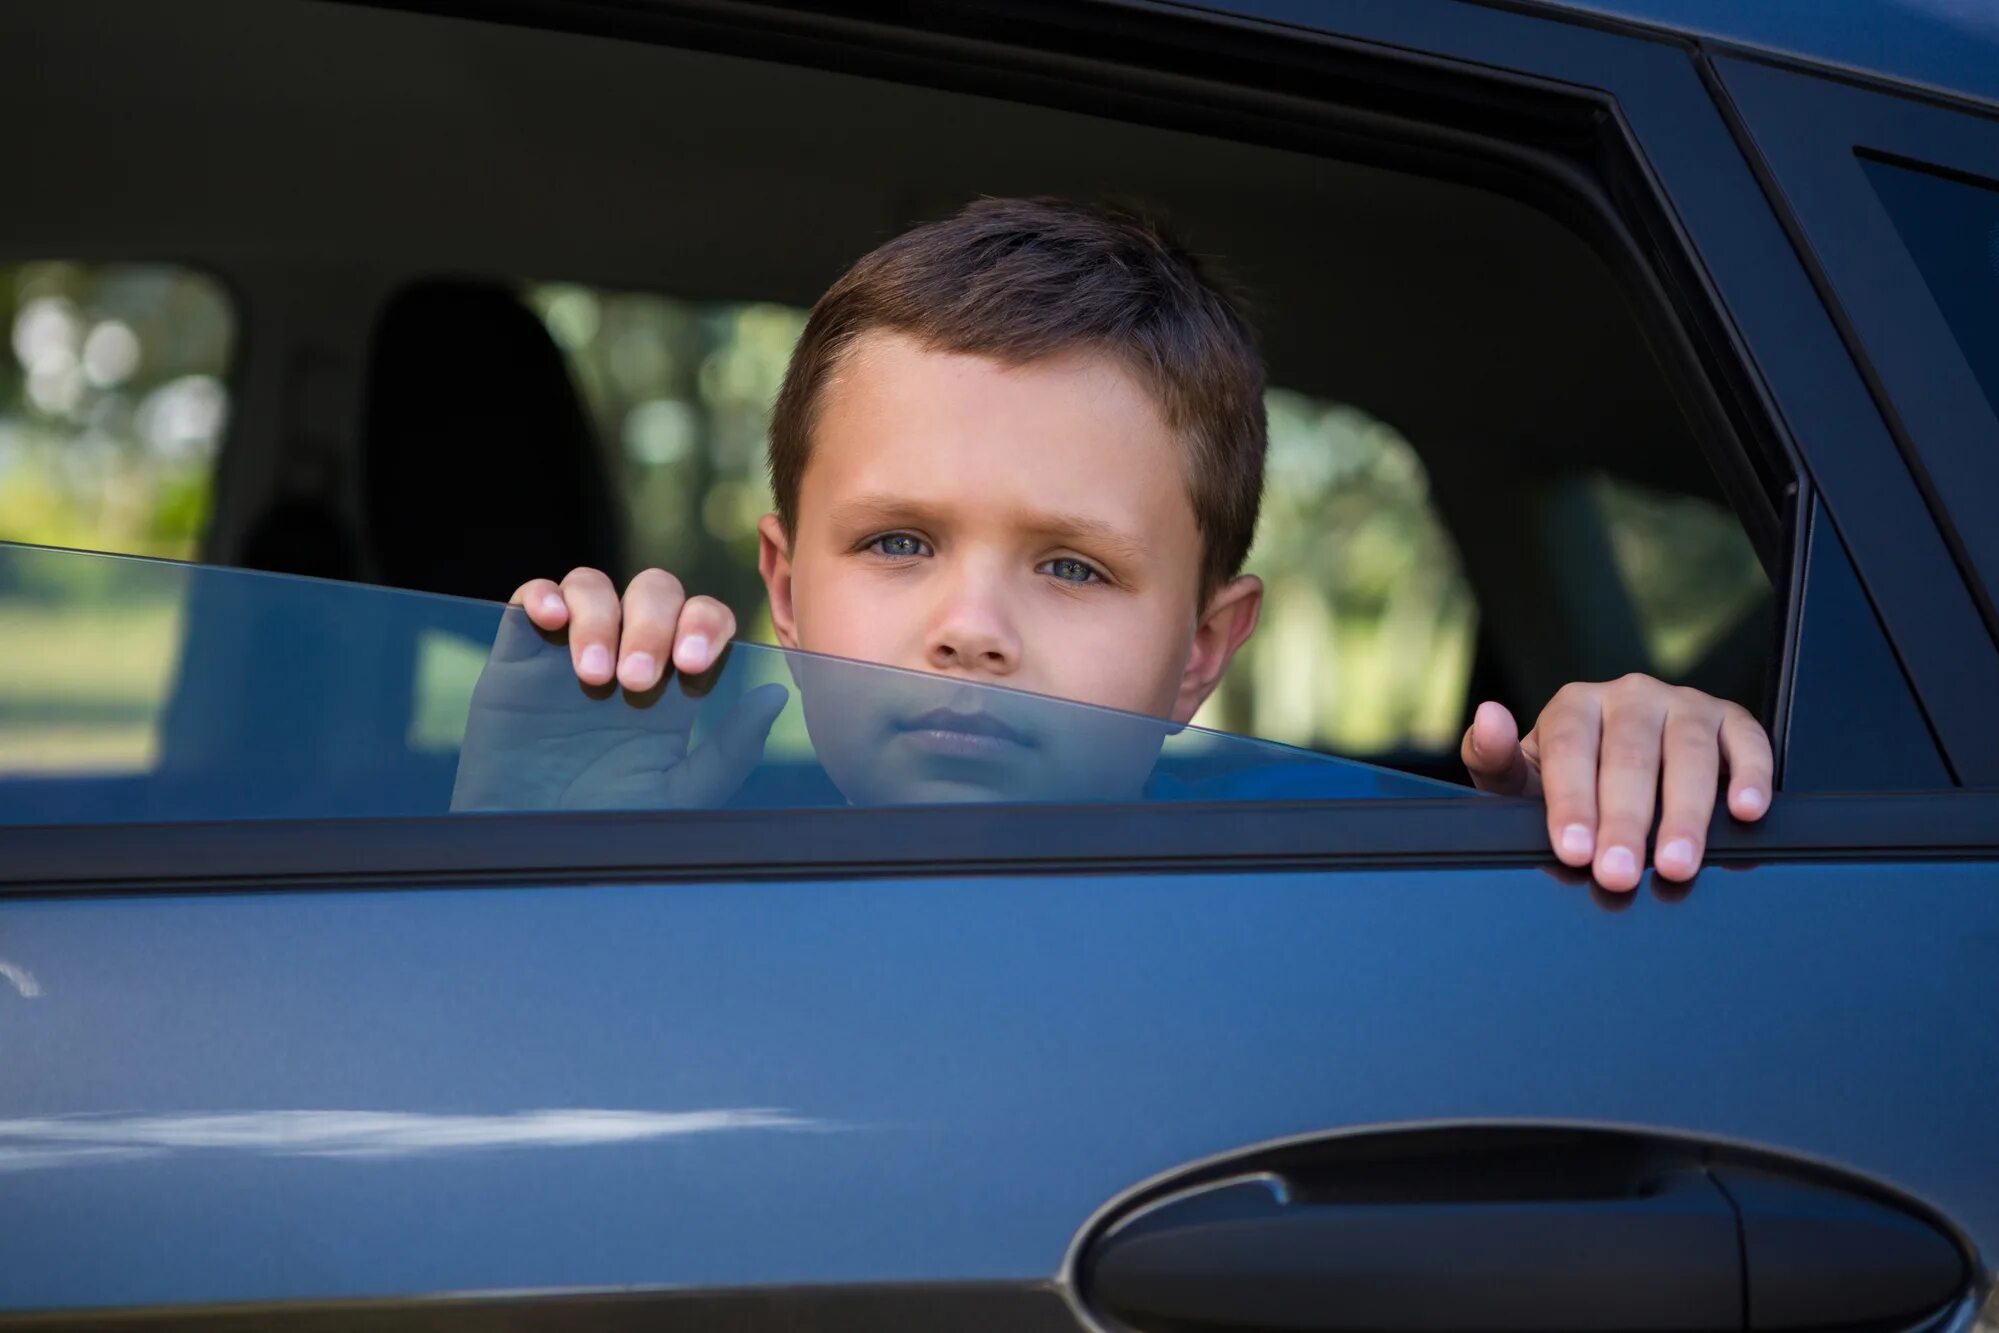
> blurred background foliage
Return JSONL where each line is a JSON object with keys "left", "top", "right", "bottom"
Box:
{"left": 0, "top": 263, "right": 230, "bottom": 567}
{"left": 2, "top": 263, "right": 1764, "bottom": 768}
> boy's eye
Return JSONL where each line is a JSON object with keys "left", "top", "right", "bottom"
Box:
{"left": 870, "top": 533, "right": 931, "bottom": 559}
{"left": 1042, "top": 557, "right": 1102, "bottom": 585}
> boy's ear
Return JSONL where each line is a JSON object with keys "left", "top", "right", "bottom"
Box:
{"left": 1172, "top": 573, "right": 1262, "bottom": 724}
{"left": 758, "top": 513, "right": 801, "bottom": 649}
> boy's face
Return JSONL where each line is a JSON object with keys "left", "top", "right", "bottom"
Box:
{"left": 756, "top": 331, "right": 1262, "bottom": 802}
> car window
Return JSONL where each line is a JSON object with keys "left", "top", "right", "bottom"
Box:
{"left": 1860, "top": 156, "right": 1999, "bottom": 422}
{"left": 0, "top": 540, "right": 1457, "bottom": 826}
{"left": 1, "top": 263, "right": 234, "bottom": 559}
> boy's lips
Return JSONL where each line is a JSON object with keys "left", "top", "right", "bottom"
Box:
{"left": 895, "top": 706, "right": 1035, "bottom": 758}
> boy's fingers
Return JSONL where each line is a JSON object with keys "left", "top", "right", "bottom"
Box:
{"left": 1462, "top": 700, "right": 1537, "bottom": 796}
{"left": 1534, "top": 687, "right": 1602, "bottom": 871}
{"left": 511, "top": 578, "right": 569, "bottom": 630}
{"left": 1653, "top": 704, "right": 1723, "bottom": 883}
{"left": 673, "top": 596, "right": 738, "bottom": 676}
{"left": 559, "top": 567, "right": 622, "bottom": 686}
{"left": 1591, "top": 693, "right": 1666, "bottom": 893}
{"left": 1720, "top": 705, "right": 1775, "bottom": 822}
{"left": 615, "top": 569, "right": 687, "bottom": 692}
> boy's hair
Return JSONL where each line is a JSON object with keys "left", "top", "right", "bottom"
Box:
{"left": 769, "top": 197, "right": 1266, "bottom": 600}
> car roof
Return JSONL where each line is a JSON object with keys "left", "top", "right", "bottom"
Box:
{"left": 1523, "top": 0, "right": 1999, "bottom": 109}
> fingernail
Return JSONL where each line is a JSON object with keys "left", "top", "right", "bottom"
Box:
{"left": 580, "top": 644, "right": 611, "bottom": 679}
{"left": 1659, "top": 838, "right": 1696, "bottom": 874}
{"left": 678, "top": 635, "right": 710, "bottom": 669}
{"left": 1560, "top": 824, "right": 1594, "bottom": 859}
{"left": 620, "top": 652, "right": 656, "bottom": 687}
{"left": 1600, "top": 845, "right": 1638, "bottom": 882}
{"left": 541, "top": 594, "right": 564, "bottom": 616}
{"left": 1736, "top": 787, "right": 1767, "bottom": 817}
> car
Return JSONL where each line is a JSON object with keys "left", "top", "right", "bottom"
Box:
{"left": 2, "top": 0, "right": 1997, "bottom": 1328}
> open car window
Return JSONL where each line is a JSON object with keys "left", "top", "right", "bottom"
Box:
{"left": 0, "top": 541, "right": 1461, "bottom": 827}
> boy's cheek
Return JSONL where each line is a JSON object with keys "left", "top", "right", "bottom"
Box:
{"left": 1019, "top": 612, "right": 1192, "bottom": 717}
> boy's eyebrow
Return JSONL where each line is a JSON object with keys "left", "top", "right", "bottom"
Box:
{"left": 827, "top": 494, "right": 1150, "bottom": 562}
{"left": 1024, "top": 512, "right": 1150, "bottom": 564}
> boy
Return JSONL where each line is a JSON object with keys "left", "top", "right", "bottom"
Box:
{"left": 476, "top": 197, "right": 1771, "bottom": 892}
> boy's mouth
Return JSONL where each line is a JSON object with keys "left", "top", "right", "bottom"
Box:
{"left": 894, "top": 706, "right": 1036, "bottom": 759}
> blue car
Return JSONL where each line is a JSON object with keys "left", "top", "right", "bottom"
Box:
{"left": 3, "top": 0, "right": 1998, "bottom": 1328}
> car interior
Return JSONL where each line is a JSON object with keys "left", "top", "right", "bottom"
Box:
{"left": 0, "top": 0, "right": 1787, "bottom": 789}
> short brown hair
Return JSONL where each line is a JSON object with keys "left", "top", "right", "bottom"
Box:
{"left": 768, "top": 197, "right": 1266, "bottom": 599}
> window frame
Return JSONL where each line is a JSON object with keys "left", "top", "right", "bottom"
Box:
{"left": 1706, "top": 53, "right": 1999, "bottom": 782}
{"left": 16, "top": 0, "right": 1980, "bottom": 873}
{"left": 335, "top": 0, "right": 1999, "bottom": 789}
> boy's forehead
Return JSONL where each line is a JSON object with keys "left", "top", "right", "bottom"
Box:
{"left": 802, "top": 330, "right": 1196, "bottom": 530}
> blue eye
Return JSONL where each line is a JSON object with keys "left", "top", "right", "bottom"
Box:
{"left": 871, "top": 533, "right": 929, "bottom": 559}
{"left": 1044, "top": 557, "right": 1100, "bottom": 584}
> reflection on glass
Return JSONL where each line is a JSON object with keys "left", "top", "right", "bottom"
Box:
{"left": 0, "top": 542, "right": 1457, "bottom": 826}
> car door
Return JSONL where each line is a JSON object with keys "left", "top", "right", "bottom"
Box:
{"left": 5, "top": 2, "right": 1999, "bottom": 1332}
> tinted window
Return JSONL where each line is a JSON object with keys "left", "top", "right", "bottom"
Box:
{"left": 0, "top": 541, "right": 1456, "bottom": 825}
{"left": 1862, "top": 156, "right": 1999, "bottom": 420}
{"left": 1, "top": 263, "right": 234, "bottom": 559}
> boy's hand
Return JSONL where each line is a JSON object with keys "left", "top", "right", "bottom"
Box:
{"left": 451, "top": 568, "right": 782, "bottom": 811}
{"left": 1461, "top": 675, "right": 1772, "bottom": 892}
{"left": 512, "top": 567, "right": 738, "bottom": 691}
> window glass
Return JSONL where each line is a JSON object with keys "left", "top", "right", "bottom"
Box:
{"left": 1, "top": 263, "right": 234, "bottom": 559}
{"left": 1861, "top": 156, "right": 1999, "bottom": 421}
{"left": 0, "top": 540, "right": 1458, "bottom": 826}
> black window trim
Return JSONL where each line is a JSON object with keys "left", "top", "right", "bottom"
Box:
{"left": 13, "top": 0, "right": 1980, "bottom": 877}
{"left": 7, "top": 791, "right": 1999, "bottom": 897}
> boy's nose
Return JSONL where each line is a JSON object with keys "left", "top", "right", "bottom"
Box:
{"left": 925, "top": 574, "right": 1021, "bottom": 677}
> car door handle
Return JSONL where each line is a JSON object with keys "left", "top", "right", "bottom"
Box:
{"left": 1078, "top": 1128, "right": 1966, "bottom": 1333}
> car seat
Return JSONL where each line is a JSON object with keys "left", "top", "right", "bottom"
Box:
{"left": 362, "top": 278, "right": 626, "bottom": 598}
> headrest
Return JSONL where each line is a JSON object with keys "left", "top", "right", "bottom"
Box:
{"left": 363, "top": 279, "right": 624, "bottom": 599}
